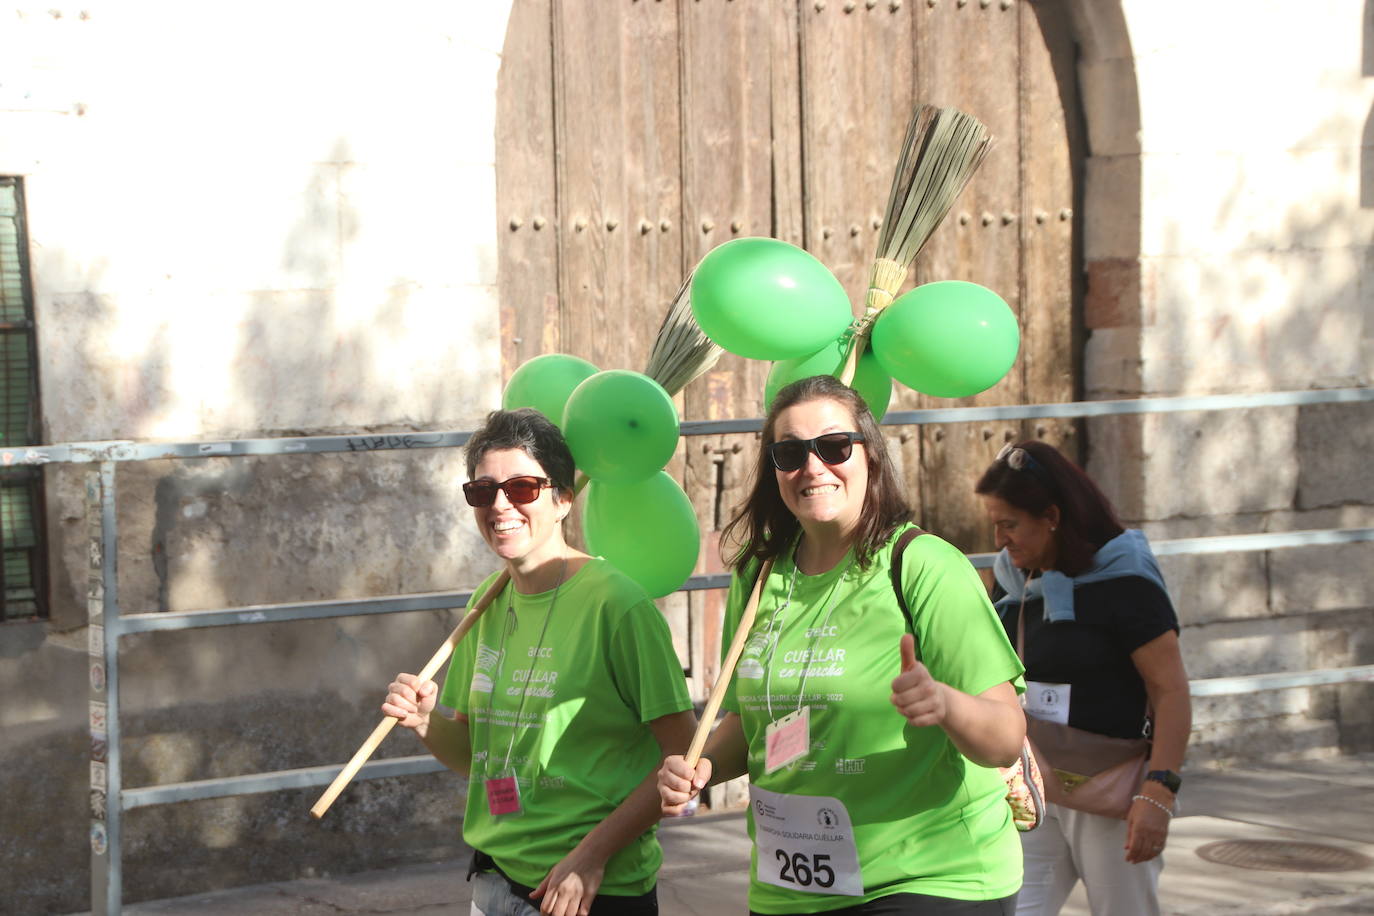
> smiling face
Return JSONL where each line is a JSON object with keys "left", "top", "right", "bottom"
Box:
{"left": 981, "top": 493, "right": 1059, "bottom": 571}
{"left": 771, "top": 397, "right": 869, "bottom": 537}
{"left": 470, "top": 447, "right": 569, "bottom": 568}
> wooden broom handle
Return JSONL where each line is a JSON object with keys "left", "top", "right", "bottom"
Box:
{"left": 309, "top": 570, "right": 511, "bottom": 819}
{"left": 685, "top": 559, "right": 773, "bottom": 767}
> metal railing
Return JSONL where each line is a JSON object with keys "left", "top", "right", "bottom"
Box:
{"left": 7, "top": 386, "right": 1372, "bottom": 914}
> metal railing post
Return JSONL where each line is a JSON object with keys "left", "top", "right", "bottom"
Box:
{"left": 87, "top": 462, "right": 122, "bottom": 914}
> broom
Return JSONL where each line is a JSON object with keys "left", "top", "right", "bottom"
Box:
{"left": 646, "top": 271, "right": 724, "bottom": 396}
{"left": 682, "top": 105, "right": 991, "bottom": 778}
{"left": 838, "top": 104, "right": 991, "bottom": 386}
{"left": 311, "top": 277, "right": 723, "bottom": 818}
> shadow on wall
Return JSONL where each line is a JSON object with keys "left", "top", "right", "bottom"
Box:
{"left": 137, "top": 139, "right": 489, "bottom": 615}
{"left": 1362, "top": 0, "right": 1374, "bottom": 207}
{"left": 111, "top": 139, "right": 495, "bottom": 903}
{"left": 41, "top": 244, "right": 173, "bottom": 625}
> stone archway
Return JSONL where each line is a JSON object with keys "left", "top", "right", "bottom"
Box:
{"left": 1051, "top": 1, "right": 1145, "bottom": 512}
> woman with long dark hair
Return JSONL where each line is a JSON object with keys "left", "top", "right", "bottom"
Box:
{"left": 976, "top": 441, "right": 1191, "bottom": 916}
{"left": 383, "top": 409, "right": 697, "bottom": 916}
{"left": 659, "top": 376, "right": 1027, "bottom": 915}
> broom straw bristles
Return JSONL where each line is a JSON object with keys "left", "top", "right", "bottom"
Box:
{"left": 644, "top": 272, "right": 724, "bottom": 398}
{"left": 873, "top": 105, "right": 990, "bottom": 301}
{"left": 840, "top": 104, "right": 991, "bottom": 385}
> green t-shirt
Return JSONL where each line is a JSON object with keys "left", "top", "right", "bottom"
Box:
{"left": 439, "top": 558, "right": 692, "bottom": 895}
{"left": 722, "top": 526, "right": 1026, "bottom": 913}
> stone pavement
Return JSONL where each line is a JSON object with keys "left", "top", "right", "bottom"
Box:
{"left": 76, "top": 755, "right": 1374, "bottom": 915}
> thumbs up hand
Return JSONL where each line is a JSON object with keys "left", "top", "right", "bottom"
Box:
{"left": 890, "top": 633, "right": 948, "bottom": 727}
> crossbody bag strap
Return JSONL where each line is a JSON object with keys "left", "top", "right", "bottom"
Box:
{"left": 888, "top": 526, "right": 928, "bottom": 655}
{"left": 1017, "top": 573, "right": 1031, "bottom": 660}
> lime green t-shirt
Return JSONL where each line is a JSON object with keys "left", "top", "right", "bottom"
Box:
{"left": 439, "top": 558, "right": 692, "bottom": 895}
{"left": 722, "top": 527, "right": 1026, "bottom": 913}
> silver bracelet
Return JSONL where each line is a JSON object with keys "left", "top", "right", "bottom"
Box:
{"left": 1132, "top": 793, "right": 1174, "bottom": 817}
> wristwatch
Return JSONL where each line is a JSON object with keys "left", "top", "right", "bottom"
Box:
{"left": 1145, "top": 769, "right": 1182, "bottom": 793}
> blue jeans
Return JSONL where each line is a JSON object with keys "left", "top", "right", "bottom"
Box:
{"left": 468, "top": 860, "right": 659, "bottom": 916}
{"left": 470, "top": 870, "right": 541, "bottom": 916}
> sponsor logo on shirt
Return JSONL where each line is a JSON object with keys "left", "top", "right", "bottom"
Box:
{"left": 739, "top": 629, "right": 774, "bottom": 682}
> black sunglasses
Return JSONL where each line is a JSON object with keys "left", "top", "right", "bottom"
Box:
{"left": 768, "top": 432, "right": 865, "bottom": 472}
{"left": 462, "top": 475, "right": 552, "bottom": 508}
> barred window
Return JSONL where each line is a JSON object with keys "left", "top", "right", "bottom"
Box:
{"left": 1, "top": 177, "right": 46, "bottom": 621}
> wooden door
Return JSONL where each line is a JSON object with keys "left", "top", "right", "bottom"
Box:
{"left": 496, "top": 0, "right": 1082, "bottom": 695}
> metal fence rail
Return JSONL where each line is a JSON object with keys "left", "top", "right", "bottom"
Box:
{"left": 29, "top": 385, "right": 1371, "bottom": 915}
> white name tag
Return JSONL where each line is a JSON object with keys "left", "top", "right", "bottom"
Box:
{"left": 1025, "top": 680, "right": 1071, "bottom": 725}
{"left": 764, "top": 707, "right": 810, "bottom": 774}
{"left": 749, "top": 785, "right": 863, "bottom": 897}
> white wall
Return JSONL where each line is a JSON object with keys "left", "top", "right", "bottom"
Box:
{"left": 2, "top": 0, "right": 512, "bottom": 442}
{"left": 1129, "top": 1, "right": 1373, "bottom": 395}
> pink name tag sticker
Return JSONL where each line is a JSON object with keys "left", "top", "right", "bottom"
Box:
{"left": 485, "top": 775, "right": 523, "bottom": 817}
{"left": 764, "top": 706, "right": 810, "bottom": 774}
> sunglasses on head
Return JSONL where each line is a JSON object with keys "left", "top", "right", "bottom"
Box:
{"left": 767, "top": 432, "right": 865, "bottom": 472}
{"left": 462, "top": 475, "right": 552, "bottom": 508}
{"left": 996, "top": 443, "right": 1053, "bottom": 487}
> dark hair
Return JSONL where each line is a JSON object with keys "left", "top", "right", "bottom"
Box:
{"left": 721, "top": 375, "right": 912, "bottom": 571}
{"left": 464, "top": 408, "right": 577, "bottom": 497}
{"left": 974, "top": 440, "right": 1124, "bottom": 575}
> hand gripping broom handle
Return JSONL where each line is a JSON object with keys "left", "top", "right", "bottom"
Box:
{"left": 685, "top": 558, "right": 773, "bottom": 767}
{"left": 309, "top": 569, "right": 511, "bottom": 819}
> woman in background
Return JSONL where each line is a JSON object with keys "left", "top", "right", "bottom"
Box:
{"left": 976, "top": 441, "right": 1191, "bottom": 916}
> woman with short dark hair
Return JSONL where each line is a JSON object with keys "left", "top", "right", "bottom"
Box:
{"left": 976, "top": 441, "right": 1192, "bottom": 916}
{"left": 659, "top": 376, "right": 1027, "bottom": 915}
{"left": 384, "top": 408, "right": 696, "bottom": 916}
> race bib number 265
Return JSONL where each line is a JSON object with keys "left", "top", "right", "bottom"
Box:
{"left": 749, "top": 785, "right": 863, "bottom": 897}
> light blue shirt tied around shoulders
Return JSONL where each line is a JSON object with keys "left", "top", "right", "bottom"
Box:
{"left": 993, "top": 528, "right": 1169, "bottom": 623}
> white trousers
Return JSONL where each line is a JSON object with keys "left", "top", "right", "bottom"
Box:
{"left": 1015, "top": 803, "right": 1163, "bottom": 916}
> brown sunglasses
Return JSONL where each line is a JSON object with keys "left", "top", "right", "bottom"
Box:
{"left": 462, "top": 475, "right": 552, "bottom": 508}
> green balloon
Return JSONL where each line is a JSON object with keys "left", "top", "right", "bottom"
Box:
{"left": 690, "top": 237, "right": 854, "bottom": 360}
{"left": 764, "top": 338, "right": 893, "bottom": 420}
{"left": 502, "top": 354, "right": 598, "bottom": 428}
{"left": 562, "top": 370, "right": 679, "bottom": 482}
{"left": 870, "top": 281, "right": 1020, "bottom": 398}
{"left": 584, "top": 472, "right": 700, "bottom": 598}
